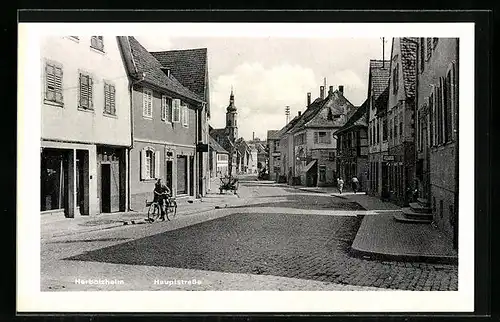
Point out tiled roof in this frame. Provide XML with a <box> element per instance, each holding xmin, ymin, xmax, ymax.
<box><xmin>299</xmin><ymin>90</ymin><xmax>355</xmax><ymax>129</ymax></box>
<box><xmin>369</xmin><ymin>59</ymin><xmax>391</xmax><ymax>101</ymax></box>
<box><xmin>275</xmin><ymin>115</ymin><xmax>301</xmax><ymax>138</ymax></box>
<box><xmin>151</xmin><ymin>48</ymin><xmax>208</xmax><ymax>99</ymax></box>
<box><xmin>289</xmin><ymin>97</ymin><xmax>328</xmax><ymax>133</ymax></box>
<box><xmin>400</xmin><ymin>38</ymin><xmax>418</xmax><ymax>99</ymax></box>
<box><xmin>209</xmin><ymin>135</ymin><xmax>228</xmax><ymax>154</ymax></box>
<box><xmin>267</xmin><ymin>130</ymin><xmax>280</xmax><ymax>141</ymax></box>
<box><xmin>334</xmin><ymin>99</ymin><xmax>368</xmax><ymax>135</ymax></box>
<box><xmin>127</xmin><ymin>37</ymin><xmax>203</xmax><ymax>103</ymax></box>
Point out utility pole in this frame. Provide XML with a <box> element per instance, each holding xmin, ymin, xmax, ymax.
<box><xmin>285</xmin><ymin>106</ymin><xmax>290</xmax><ymax>124</ymax></box>
<box><xmin>381</xmin><ymin>37</ymin><xmax>388</xmax><ymax>67</ymax></box>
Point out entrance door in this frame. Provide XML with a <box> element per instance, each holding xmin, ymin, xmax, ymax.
<box><xmin>190</xmin><ymin>156</ymin><xmax>195</xmax><ymax>196</ymax></box>
<box><xmin>165</xmin><ymin>160</ymin><xmax>173</xmax><ymax>192</ymax></box>
<box><xmin>381</xmin><ymin>162</ymin><xmax>388</xmax><ymax>197</ymax></box>
<box><xmin>101</xmin><ymin>164</ymin><xmax>111</xmax><ymax>213</ymax></box>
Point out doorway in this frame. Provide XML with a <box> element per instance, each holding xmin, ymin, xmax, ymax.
<box><xmin>165</xmin><ymin>160</ymin><xmax>173</xmax><ymax>193</ymax></box>
<box><xmin>101</xmin><ymin>163</ymin><xmax>111</xmax><ymax>213</ymax></box>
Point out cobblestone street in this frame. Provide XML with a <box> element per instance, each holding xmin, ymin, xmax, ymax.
<box><xmin>41</xmin><ymin>177</ymin><xmax>458</xmax><ymax>291</ymax></box>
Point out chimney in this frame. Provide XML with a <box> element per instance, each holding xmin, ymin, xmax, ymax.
<box><xmin>298</xmin><ymin>111</ymin><xmax>302</xmax><ymax>116</ymax></box>
<box><xmin>328</xmin><ymin>86</ymin><xmax>334</xmax><ymax>96</ymax></box>
<box><xmin>338</xmin><ymin>85</ymin><xmax>344</xmax><ymax>94</ymax></box>
<box><xmin>320</xmin><ymin>86</ymin><xmax>325</xmax><ymax>99</ymax></box>
<box><xmin>307</xmin><ymin>92</ymin><xmax>311</xmax><ymax>106</ymax></box>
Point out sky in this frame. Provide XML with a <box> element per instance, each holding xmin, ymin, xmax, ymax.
<box><xmin>136</xmin><ymin>35</ymin><xmax>392</xmax><ymax>141</ymax></box>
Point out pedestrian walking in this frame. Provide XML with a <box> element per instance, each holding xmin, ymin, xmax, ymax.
<box><xmin>352</xmin><ymin>176</ymin><xmax>359</xmax><ymax>194</ymax></box>
<box><xmin>337</xmin><ymin>177</ymin><xmax>344</xmax><ymax>194</ymax></box>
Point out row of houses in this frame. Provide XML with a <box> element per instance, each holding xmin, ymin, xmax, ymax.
<box><xmin>208</xmin><ymin>91</ymin><xmax>268</xmax><ymax>179</ymax></box>
<box><xmin>267</xmin><ymin>37</ymin><xmax>458</xmax><ymax>248</ymax></box>
<box><xmin>41</xmin><ymin>36</ymin><xmax>211</xmax><ymax>218</ymax></box>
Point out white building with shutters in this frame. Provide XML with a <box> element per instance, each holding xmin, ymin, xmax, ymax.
<box><xmin>40</xmin><ymin>36</ymin><xmax>131</xmax><ymax>218</ymax></box>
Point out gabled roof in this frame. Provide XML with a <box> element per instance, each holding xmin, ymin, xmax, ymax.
<box><xmin>295</xmin><ymin>90</ymin><xmax>356</xmax><ymax>130</ymax></box>
<box><xmin>267</xmin><ymin>130</ymin><xmax>280</xmax><ymax>141</ymax></box>
<box><xmin>400</xmin><ymin>37</ymin><xmax>418</xmax><ymax>99</ymax></box>
<box><xmin>369</xmin><ymin>59</ymin><xmax>391</xmax><ymax>101</ymax></box>
<box><xmin>334</xmin><ymin>99</ymin><xmax>368</xmax><ymax>135</ymax></box>
<box><xmin>275</xmin><ymin>114</ymin><xmax>301</xmax><ymax>139</ymax></box>
<box><xmin>125</xmin><ymin>37</ymin><xmax>203</xmax><ymax>104</ymax></box>
<box><xmin>289</xmin><ymin>97</ymin><xmax>328</xmax><ymax>133</ymax></box>
<box><xmin>209</xmin><ymin>135</ymin><xmax>228</xmax><ymax>154</ymax></box>
<box><xmin>151</xmin><ymin>48</ymin><xmax>210</xmax><ymax>116</ymax></box>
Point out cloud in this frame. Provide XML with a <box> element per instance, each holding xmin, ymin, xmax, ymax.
<box><xmin>210</xmin><ymin>62</ymin><xmax>317</xmax><ymax>140</ymax></box>
<box><xmin>134</xmin><ymin>35</ymin><xmax>173</xmax><ymax>51</ymax></box>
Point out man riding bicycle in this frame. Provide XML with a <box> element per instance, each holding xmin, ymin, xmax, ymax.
<box><xmin>153</xmin><ymin>179</ymin><xmax>171</xmax><ymax>221</ymax></box>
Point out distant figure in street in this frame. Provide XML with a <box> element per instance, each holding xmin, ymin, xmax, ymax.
<box><xmin>337</xmin><ymin>177</ymin><xmax>344</xmax><ymax>194</ymax></box>
<box><xmin>352</xmin><ymin>176</ymin><xmax>359</xmax><ymax>194</ymax></box>
<box><xmin>153</xmin><ymin>179</ymin><xmax>171</xmax><ymax>221</ymax></box>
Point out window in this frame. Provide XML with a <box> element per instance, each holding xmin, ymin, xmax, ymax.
<box><xmin>393</xmin><ymin>64</ymin><xmax>399</xmax><ymax>94</ymax></box>
<box><xmin>315</xmin><ymin>131</ymin><xmax>331</xmax><ymax>144</ymax></box>
<box><xmin>382</xmin><ymin>118</ymin><xmax>388</xmax><ymax>141</ymax></box>
<box><xmin>394</xmin><ymin>115</ymin><xmax>398</xmax><ymax>139</ymax></box>
<box><xmin>104</xmin><ymin>82</ymin><xmax>116</xmax><ymax>115</ymax></box>
<box><xmin>376</xmin><ymin>120</ymin><xmax>380</xmax><ymax>143</ymax></box>
<box><xmin>44</xmin><ymin>62</ymin><xmax>63</xmax><ymax>104</ymax></box>
<box><xmin>172</xmin><ymin>99</ymin><xmax>181</xmax><ymax>123</ymax></box>
<box><xmin>389</xmin><ymin>119</ymin><xmax>393</xmax><ymax>140</ymax></box>
<box><xmin>182</xmin><ymin>104</ymin><xmax>189</xmax><ymax>127</ymax></box>
<box><xmin>445</xmin><ymin>62</ymin><xmax>457</xmax><ymax>142</ymax></box>
<box><xmin>78</xmin><ymin>73</ymin><xmax>93</xmax><ymax>110</ymax></box>
<box><xmin>161</xmin><ymin>95</ymin><xmax>172</xmax><ymax>122</ymax></box>
<box><xmin>400</xmin><ymin>120</ymin><xmax>403</xmax><ymax>137</ymax></box>
<box><xmin>420</xmin><ymin>38</ymin><xmax>425</xmax><ymax>71</ymax></box>
<box><xmin>429</xmin><ymin>90</ymin><xmax>435</xmax><ymax>146</ymax></box>
<box><xmin>328</xmin><ymin>152</ymin><xmax>335</xmax><ymax>161</ymax></box>
<box><xmin>141</xmin><ymin>148</ymin><xmax>160</xmax><ymax>180</ymax></box>
<box><xmin>142</xmin><ymin>88</ymin><xmax>153</xmax><ymax>118</ymax></box>
<box><xmin>426</xmin><ymin>37</ymin><xmax>432</xmax><ymax>61</ymax></box>
<box><xmin>90</xmin><ymin>36</ymin><xmax>104</xmax><ymax>51</ymax></box>
<box><xmin>217</xmin><ymin>154</ymin><xmax>228</xmax><ymax>161</ymax></box>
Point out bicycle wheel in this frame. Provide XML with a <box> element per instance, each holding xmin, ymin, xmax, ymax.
<box><xmin>148</xmin><ymin>203</ymin><xmax>160</xmax><ymax>222</ymax></box>
<box><xmin>166</xmin><ymin>200</ymin><xmax>177</xmax><ymax>221</ymax></box>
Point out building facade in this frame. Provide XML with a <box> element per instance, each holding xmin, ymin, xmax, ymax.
<box><xmin>119</xmin><ymin>37</ymin><xmax>206</xmax><ymax>211</ymax></box>
<box><xmin>335</xmin><ymin>99</ymin><xmax>369</xmax><ymax>191</ymax></box>
<box><xmin>41</xmin><ymin>36</ymin><xmax>131</xmax><ymax>218</ymax></box>
<box><xmin>208</xmin><ymin>135</ymin><xmax>229</xmax><ymax>177</ymax></box>
<box><xmin>150</xmin><ymin>48</ymin><xmax>211</xmax><ymax>197</ymax></box>
<box><xmin>386</xmin><ymin>38</ymin><xmax>418</xmax><ymax>206</ymax></box>
<box><xmin>289</xmin><ymin>86</ymin><xmax>354</xmax><ymax>187</ymax></box>
<box><xmin>366</xmin><ymin>60</ymin><xmax>391</xmax><ymax>199</ymax></box>
<box><xmin>266</xmin><ymin>130</ymin><xmax>280</xmax><ymax>180</ymax></box>
<box><xmin>416</xmin><ymin>37</ymin><xmax>459</xmax><ymax>247</ymax></box>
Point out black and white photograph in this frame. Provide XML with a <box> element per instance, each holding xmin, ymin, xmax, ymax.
<box><xmin>17</xmin><ymin>21</ymin><xmax>475</xmax><ymax>313</ymax></box>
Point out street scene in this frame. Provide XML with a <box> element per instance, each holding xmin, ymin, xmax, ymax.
<box><xmin>37</xmin><ymin>34</ymin><xmax>459</xmax><ymax>293</ymax></box>
<box><xmin>42</xmin><ymin>174</ymin><xmax>457</xmax><ymax>291</ymax></box>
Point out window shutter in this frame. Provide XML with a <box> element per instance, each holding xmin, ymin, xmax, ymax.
<box><xmin>143</xmin><ymin>88</ymin><xmax>148</xmax><ymax>116</ymax></box>
<box><xmin>79</xmin><ymin>74</ymin><xmax>88</xmax><ymax>108</ymax></box>
<box><xmin>45</xmin><ymin>64</ymin><xmax>55</xmax><ymax>101</ymax></box>
<box><xmin>104</xmin><ymin>83</ymin><xmax>110</xmax><ymax>113</ymax></box>
<box><xmin>140</xmin><ymin>149</ymin><xmax>146</xmax><ymax>180</ymax></box>
<box><xmin>314</xmin><ymin>132</ymin><xmax>318</xmax><ymax>144</ymax></box>
<box><xmin>88</xmin><ymin>76</ymin><xmax>93</xmax><ymax>109</ymax></box>
<box><xmin>440</xmin><ymin>77</ymin><xmax>447</xmax><ymax>143</ymax></box>
<box><xmin>154</xmin><ymin>150</ymin><xmax>160</xmax><ymax>179</ymax></box>
<box><xmin>173</xmin><ymin>99</ymin><xmax>180</xmax><ymax>122</ymax></box>
<box><xmin>110</xmin><ymin>85</ymin><xmax>116</xmax><ymax>115</ymax></box>
<box><xmin>449</xmin><ymin>62</ymin><xmax>457</xmax><ymax>140</ymax></box>
<box><xmin>54</xmin><ymin>66</ymin><xmax>63</xmax><ymax>103</ymax></box>
<box><xmin>432</xmin><ymin>85</ymin><xmax>437</xmax><ymax>145</ymax></box>
<box><xmin>161</xmin><ymin>96</ymin><xmax>166</xmax><ymax>121</ymax></box>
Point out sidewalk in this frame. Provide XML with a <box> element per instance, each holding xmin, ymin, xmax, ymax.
<box><xmin>291</xmin><ymin>185</ymin><xmax>457</xmax><ymax>264</ymax></box>
<box><xmin>41</xmin><ymin>191</ymin><xmax>240</xmax><ymax>240</ymax></box>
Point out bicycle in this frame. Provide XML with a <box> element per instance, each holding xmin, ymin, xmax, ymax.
<box><xmin>146</xmin><ymin>194</ymin><xmax>177</xmax><ymax>222</ymax></box>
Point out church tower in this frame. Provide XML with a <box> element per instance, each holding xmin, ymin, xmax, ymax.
<box><xmin>225</xmin><ymin>87</ymin><xmax>238</xmax><ymax>140</ymax></box>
